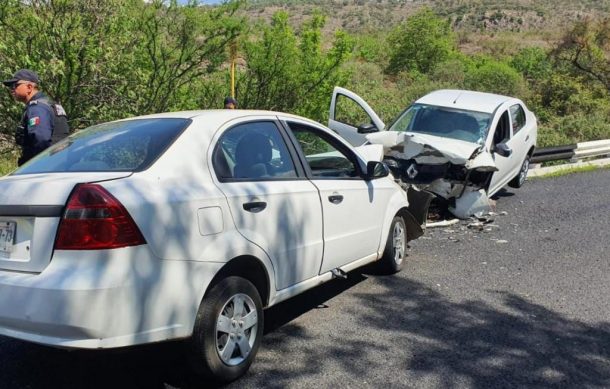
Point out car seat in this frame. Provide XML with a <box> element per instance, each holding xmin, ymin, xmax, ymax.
<box><xmin>233</xmin><ymin>132</ymin><xmax>273</xmax><ymax>179</ymax></box>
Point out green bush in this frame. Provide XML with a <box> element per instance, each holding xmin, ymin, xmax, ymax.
<box><xmin>386</xmin><ymin>8</ymin><xmax>456</xmax><ymax>75</ymax></box>
<box><xmin>464</xmin><ymin>58</ymin><xmax>526</xmax><ymax>97</ymax></box>
<box><xmin>538</xmin><ymin>114</ymin><xmax>610</xmax><ymax>147</ymax></box>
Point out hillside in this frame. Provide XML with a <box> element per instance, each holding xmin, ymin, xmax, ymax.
<box><xmin>243</xmin><ymin>0</ymin><xmax>610</xmax><ymax>54</ymax></box>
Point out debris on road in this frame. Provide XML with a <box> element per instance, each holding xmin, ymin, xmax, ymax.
<box><xmin>426</xmin><ymin>218</ymin><xmax>460</xmax><ymax>228</ymax></box>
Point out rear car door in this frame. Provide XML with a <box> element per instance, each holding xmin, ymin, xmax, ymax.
<box><xmin>283</xmin><ymin>119</ymin><xmax>395</xmax><ymax>274</ymax></box>
<box><xmin>211</xmin><ymin>119</ymin><xmax>324</xmax><ymax>290</ymax></box>
<box><xmin>328</xmin><ymin>87</ymin><xmax>386</xmax><ymax>146</ymax></box>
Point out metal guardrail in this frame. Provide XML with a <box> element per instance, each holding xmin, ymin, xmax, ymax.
<box><xmin>531</xmin><ymin>139</ymin><xmax>610</xmax><ymax>164</ymax></box>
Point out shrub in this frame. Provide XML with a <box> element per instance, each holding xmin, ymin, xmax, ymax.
<box><xmin>386</xmin><ymin>8</ymin><xmax>456</xmax><ymax>75</ymax></box>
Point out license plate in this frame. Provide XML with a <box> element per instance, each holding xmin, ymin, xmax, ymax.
<box><xmin>0</xmin><ymin>221</ymin><xmax>16</xmax><ymax>253</ymax></box>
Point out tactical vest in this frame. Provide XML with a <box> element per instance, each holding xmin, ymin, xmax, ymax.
<box><xmin>33</xmin><ymin>97</ymin><xmax>70</xmax><ymax>145</ymax></box>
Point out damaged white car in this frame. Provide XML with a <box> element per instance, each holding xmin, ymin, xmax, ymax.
<box><xmin>329</xmin><ymin>87</ymin><xmax>538</xmax><ymax>218</ymax></box>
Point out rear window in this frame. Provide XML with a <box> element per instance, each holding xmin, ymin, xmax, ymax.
<box><xmin>12</xmin><ymin>118</ymin><xmax>191</xmax><ymax>175</ymax></box>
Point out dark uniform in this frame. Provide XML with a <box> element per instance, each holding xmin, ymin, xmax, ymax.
<box><xmin>3</xmin><ymin>69</ymin><xmax>70</xmax><ymax>166</ymax></box>
<box><xmin>17</xmin><ymin>91</ymin><xmax>54</xmax><ymax>164</ymax></box>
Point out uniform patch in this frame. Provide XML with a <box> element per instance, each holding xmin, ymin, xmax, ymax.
<box><xmin>28</xmin><ymin>117</ymin><xmax>41</xmax><ymax>127</ymax></box>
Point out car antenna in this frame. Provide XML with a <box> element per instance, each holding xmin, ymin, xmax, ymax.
<box><xmin>453</xmin><ymin>92</ymin><xmax>462</xmax><ymax>104</ymax></box>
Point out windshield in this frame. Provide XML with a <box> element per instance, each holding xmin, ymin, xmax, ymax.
<box><xmin>387</xmin><ymin>104</ymin><xmax>492</xmax><ymax>144</ymax></box>
<box><xmin>12</xmin><ymin>118</ymin><xmax>191</xmax><ymax>175</ymax></box>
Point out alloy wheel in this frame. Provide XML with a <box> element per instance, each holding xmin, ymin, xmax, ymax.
<box><xmin>519</xmin><ymin>158</ymin><xmax>530</xmax><ymax>186</ymax></box>
<box><xmin>392</xmin><ymin>221</ymin><xmax>406</xmax><ymax>265</ymax></box>
<box><xmin>215</xmin><ymin>293</ymin><xmax>258</xmax><ymax>366</ymax></box>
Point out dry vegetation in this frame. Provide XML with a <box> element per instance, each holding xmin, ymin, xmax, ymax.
<box><xmin>244</xmin><ymin>0</ymin><xmax>609</xmax><ymax>54</ymax></box>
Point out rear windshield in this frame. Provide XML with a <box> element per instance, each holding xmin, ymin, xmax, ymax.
<box><xmin>12</xmin><ymin>118</ymin><xmax>191</xmax><ymax>175</ymax></box>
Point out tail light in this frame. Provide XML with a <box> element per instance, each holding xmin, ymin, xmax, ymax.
<box><xmin>55</xmin><ymin>183</ymin><xmax>146</xmax><ymax>250</ymax></box>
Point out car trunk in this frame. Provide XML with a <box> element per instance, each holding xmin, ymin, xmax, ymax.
<box><xmin>0</xmin><ymin>172</ymin><xmax>131</xmax><ymax>273</ymax></box>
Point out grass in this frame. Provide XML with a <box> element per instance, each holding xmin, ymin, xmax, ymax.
<box><xmin>533</xmin><ymin>162</ymin><xmax>610</xmax><ymax>179</ymax></box>
<box><xmin>0</xmin><ymin>155</ymin><xmax>17</xmax><ymax>176</ymax></box>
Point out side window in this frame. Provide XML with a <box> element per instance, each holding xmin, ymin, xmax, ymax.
<box><xmin>212</xmin><ymin>121</ymin><xmax>297</xmax><ymax>181</ymax></box>
<box><xmin>334</xmin><ymin>94</ymin><xmax>374</xmax><ymax>128</ymax></box>
<box><xmin>509</xmin><ymin>104</ymin><xmax>526</xmax><ymax>134</ymax></box>
<box><xmin>287</xmin><ymin>121</ymin><xmax>360</xmax><ymax>179</ymax></box>
<box><xmin>493</xmin><ymin>111</ymin><xmax>511</xmax><ymax>146</ymax></box>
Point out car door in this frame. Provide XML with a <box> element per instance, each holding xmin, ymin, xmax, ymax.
<box><xmin>508</xmin><ymin>103</ymin><xmax>530</xmax><ymax>170</ymax></box>
<box><xmin>328</xmin><ymin>87</ymin><xmax>386</xmax><ymax>146</ymax></box>
<box><xmin>211</xmin><ymin>118</ymin><xmax>324</xmax><ymax>290</ymax></box>
<box><xmin>487</xmin><ymin>109</ymin><xmax>516</xmax><ymax>195</ymax></box>
<box><xmin>282</xmin><ymin>119</ymin><xmax>395</xmax><ymax>274</ymax></box>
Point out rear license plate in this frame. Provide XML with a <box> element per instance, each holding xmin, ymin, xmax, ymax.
<box><xmin>0</xmin><ymin>221</ymin><xmax>16</xmax><ymax>253</ymax></box>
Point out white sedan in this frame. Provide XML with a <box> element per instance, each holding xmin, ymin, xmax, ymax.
<box><xmin>329</xmin><ymin>87</ymin><xmax>538</xmax><ymax>218</ymax></box>
<box><xmin>0</xmin><ymin>110</ymin><xmax>430</xmax><ymax>382</ymax></box>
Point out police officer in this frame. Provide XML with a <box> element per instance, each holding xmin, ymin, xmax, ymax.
<box><xmin>3</xmin><ymin>69</ymin><xmax>69</xmax><ymax>166</ymax></box>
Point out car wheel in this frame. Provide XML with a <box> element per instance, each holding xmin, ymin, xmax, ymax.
<box><xmin>189</xmin><ymin>276</ymin><xmax>264</xmax><ymax>383</ymax></box>
<box><xmin>378</xmin><ymin>216</ymin><xmax>407</xmax><ymax>274</ymax></box>
<box><xmin>508</xmin><ymin>155</ymin><xmax>530</xmax><ymax>188</ymax></box>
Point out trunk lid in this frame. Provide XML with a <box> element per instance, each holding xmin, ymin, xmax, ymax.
<box><xmin>0</xmin><ymin>172</ymin><xmax>131</xmax><ymax>273</ymax></box>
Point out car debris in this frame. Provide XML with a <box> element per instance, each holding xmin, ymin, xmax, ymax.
<box><xmin>426</xmin><ymin>218</ymin><xmax>460</xmax><ymax>228</ymax></box>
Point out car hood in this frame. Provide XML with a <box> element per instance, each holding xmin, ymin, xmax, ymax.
<box><xmin>366</xmin><ymin>131</ymin><xmax>485</xmax><ymax>166</ymax></box>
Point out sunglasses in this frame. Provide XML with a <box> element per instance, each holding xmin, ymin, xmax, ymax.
<box><xmin>10</xmin><ymin>82</ymin><xmax>28</xmax><ymax>90</ymax></box>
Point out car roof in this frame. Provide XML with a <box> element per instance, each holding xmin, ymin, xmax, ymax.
<box><xmin>415</xmin><ymin>89</ymin><xmax>518</xmax><ymax>114</ymax></box>
<box><xmin>119</xmin><ymin>109</ymin><xmax>305</xmax><ymax>122</ymax></box>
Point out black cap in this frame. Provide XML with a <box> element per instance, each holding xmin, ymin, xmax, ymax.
<box><xmin>2</xmin><ymin>69</ymin><xmax>40</xmax><ymax>86</ymax></box>
<box><xmin>224</xmin><ymin>96</ymin><xmax>237</xmax><ymax>105</ymax></box>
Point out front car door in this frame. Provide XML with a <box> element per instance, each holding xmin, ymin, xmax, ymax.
<box><xmin>328</xmin><ymin>87</ymin><xmax>386</xmax><ymax>146</ymax></box>
<box><xmin>507</xmin><ymin>102</ymin><xmax>532</xmax><ymax>172</ymax></box>
<box><xmin>211</xmin><ymin>118</ymin><xmax>323</xmax><ymax>290</ymax></box>
<box><xmin>487</xmin><ymin>108</ymin><xmax>516</xmax><ymax>195</ymax></box>
<box><xmin>282</xmin><ymin>119</ymin><xmax>396</xmax><ymax>274</ymax></box>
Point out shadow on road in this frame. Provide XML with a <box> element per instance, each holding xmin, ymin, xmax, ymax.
<box><xmin>491</xmin><ymin>188</ymin><xmax>516</xmax><ymax>200</ymax></box>
<box><xmin>0</xmin><ymin>272</ymin><xmax>608</xmax><ymax>388</ymax></box>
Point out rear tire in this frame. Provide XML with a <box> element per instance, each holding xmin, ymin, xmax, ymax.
<box><xmin>377</xmin><ymin>216</ymin><xmax>407</xmax><ymax>274</ymax></box>
<box><xmin>189</xmin><ymin>276</ymin><xmax>263</xmax><ymax>383</ymax></box>
<box><xmin>508</xmin><ymin>155</ymin><xmax>530</xmax><ymax>188</ymax></box>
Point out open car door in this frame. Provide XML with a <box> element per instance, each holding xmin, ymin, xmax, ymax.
<box><xmin>328</xmin><ymin>87</ymin><xmax>385</xmax><ymax>146</ymax></box>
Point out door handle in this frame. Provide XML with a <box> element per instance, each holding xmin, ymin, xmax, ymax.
<box><xmin>243</xmin><ymin>201</ymin><xmax>267</xmax><ymax>213</ymax></box>
<box><xmin>328</xmin><ymin>194</ymin><xmax>344</xmax><ymax>204</ymax></box>
<box><xmin>525</xmin><ymin>135</ymin><xmax>530</xmax><ymax>142</ymax></box>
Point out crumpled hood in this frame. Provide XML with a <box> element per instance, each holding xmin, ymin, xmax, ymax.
<box><xmin>366</xmin><ymin>131</ymin><xmax>483</xmax><ymax>165</ymax></box>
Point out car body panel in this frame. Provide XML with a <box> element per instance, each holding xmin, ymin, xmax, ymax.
<box><xmin>0</xmin><ymin>172</ymin><xmax>132</xmax><ymax>273</ymax></box>
<box><xmin>0</xmin><ymin>109</ymin><xmax>423</xmax><ymax>348</ymax></box>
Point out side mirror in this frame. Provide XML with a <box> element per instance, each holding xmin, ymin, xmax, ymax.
<box><xmin>494</xmin><ymin>142</ymin><xmax>513</xmax><ymax>158</ymax></box>
<box><xmin>357</xmin><ymin>123</ymin><xmax>379</xmax><ymax>134</ymax></box>
<box><xmin>365</xmin><ymin>161</ymin><xmax>390</xmax><ymax>180</ymax></box>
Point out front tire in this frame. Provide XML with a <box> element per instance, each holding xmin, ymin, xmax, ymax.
<box><xmin>377</xmin><ymin>216</ymin><xmax>407</xmax><ymax>274</ymax></box>
<box><xmin>189</xmin><ymin>276</ymin><xmax>264</xmax><ymax>383</ymax></box>
<box><xmin>508</xmin><ymin>155</ymin><xmax>530</xmax><ymax>188</ymax></box>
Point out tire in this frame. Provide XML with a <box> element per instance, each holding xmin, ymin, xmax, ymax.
<box><xmin>508</xmin><ymin>154</ymin><xmax>530</xmax><ymax>188</ymax></box>
<box><xmin>377</xmin><ymin>216</ymin><xmax>407</xmax><ymax>274</ymax></box>
<box><xmin>189</xmin><ymin>276</ymin><xmax>264</xmax><ymax>383</ymax></box>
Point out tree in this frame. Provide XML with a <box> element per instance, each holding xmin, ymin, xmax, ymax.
<box><xmin>386</xmin><ymin>8</ymin><xmax>455</xmax><ymax>75</ymax></box>
<box><xmin>552</xmin><ymin>17</ymin><xmax>610</xmax><ymax>92</ymax></box>
<box><xmin>0</xmin><ymin>0</ymin><xmax>245</xmax><ymax>133</ymax></box>
<box><xmin>236</xmin><ymin>11</ymin><xmax>354</xmax><ymax>122</ymax></box>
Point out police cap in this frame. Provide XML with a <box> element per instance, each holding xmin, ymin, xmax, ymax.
<box><xmin>2</xmin><ymin>69</ymin><xmax>40</xmax><ymax>87</ymax></box>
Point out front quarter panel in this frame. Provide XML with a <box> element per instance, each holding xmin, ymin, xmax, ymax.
<box><xmin>376</xmin><ymin>180</ymin><xmax>410</xmax><ymax>255</ymax></box>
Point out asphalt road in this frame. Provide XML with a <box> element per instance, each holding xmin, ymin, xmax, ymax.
<box><xmin>0</xmin><ymin>169</ymin><xmax>609</xmax><ymax>388</ymax></box>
